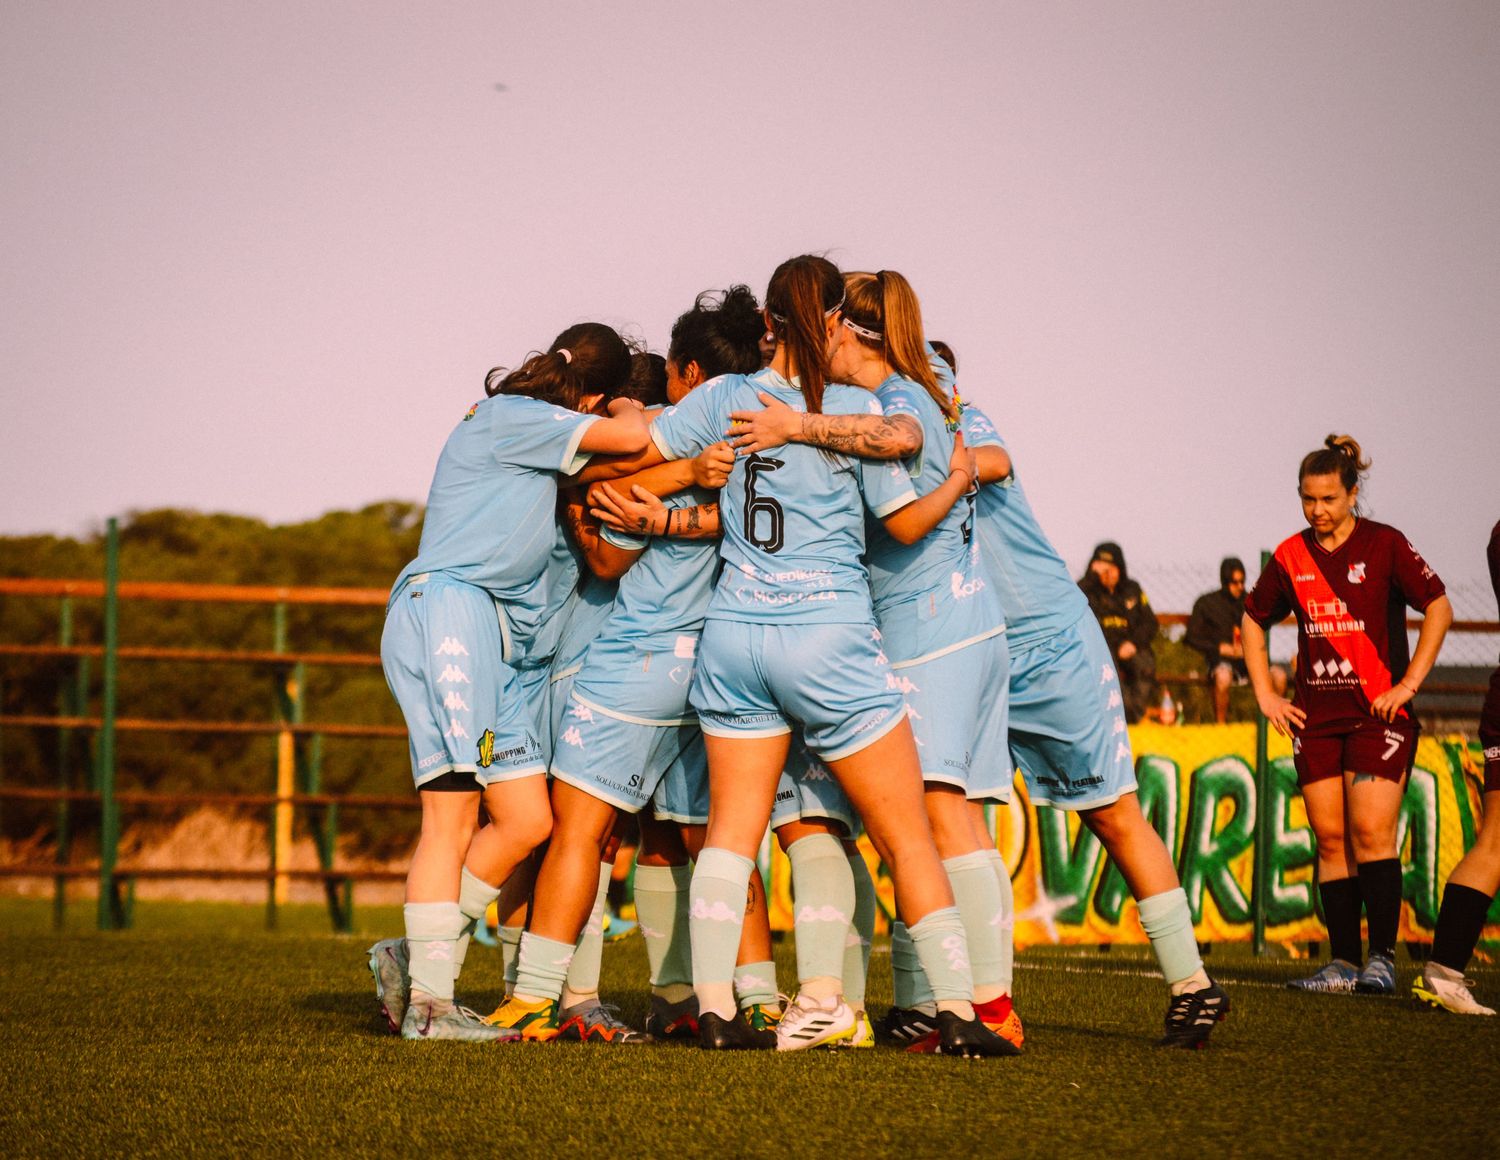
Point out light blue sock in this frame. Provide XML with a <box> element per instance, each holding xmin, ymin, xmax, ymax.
<box><xmin>786</xmin><ymin>834</ymin><xmax>855</xmax><ymax>991</ymax></box>
<box><xmin>690</xmin><ymin>847</ymin><xmax>753</xmax><ymax>1020</ymax></box>
<box><xmin>1137</xmin><ymin>887</ymin><xmax>1203</xmax><ymax>988</ymax></box>
<box><xmin>908</xmin><ymin>906</ymin><xmax>974</xmax><ymax>1010</ymax></box>
<box><xmin>513</xmin><ymin>932</ymin><xmax>574</xmax><ymax>1005</ymax></box>
<box><xmin>498</xmin><ymin>925</ymin><xmax>523</xmax><ymax>992</ymax></box>
<box><xmin>634</xmin><ymin>863</ymin><xmax>692</xmax><ymax>989</ymax></box>
<box><xmin>734</xmin><ymin>961</ymin><xmax>779</xmax><ymax>1010</ymax></box>
<box><xmin>986</xmin><ymin>850</ymin><xmax>1015</xmax><ymax>997</ymax></box>
<box><xmin>890</xmin><ymin>921</ymin><xmax>935</xmax><ymax>1011</ymax></box>
<box><xmin>563</xmin><ymin>862</ymin><xmax>611</xmax><ymax>1006</ymax></box>
<box><xmin>945</xmin><ymin>851</ymin><xmax>1005</xmax><ymax>1002</ymax></box>
<box><xmin>403</xmin><ymin>901</ymin><xmax>464</xmax><ymax>1002</ymax></box>
<box><xmin>845</xmin><ymin>851</ymin><xmax>877</xmax><ymax>1008</ymax></box>
<box><xmin>453</xmin><ymin>867</ymin><xmax>500</xmax><ymax>980</ymax></box>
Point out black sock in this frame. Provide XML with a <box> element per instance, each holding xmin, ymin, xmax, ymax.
<box><xmin>606</xmin><ymin>876</ymin><xmax>629</xmax><ymax>911</ymax></box>
<box><xmin>1357</xmin><ymin>858</ymin><xmax>1402</xmax><ymax>960</ymax></box>
<box><xmin>1430</xmin><ymin>884</ymin><xmax>1494</xmax><ymax>972</ymax></box>
<box><xmin>1318</xmin><ymin>877</ymin><xmax>1364</xmax><ymax>965</ymax></box>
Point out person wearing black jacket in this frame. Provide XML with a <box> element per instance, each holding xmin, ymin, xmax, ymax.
<box><xmin>1078</xmin><ymin>542</ymin><xmax>1158</xmax><ymax>724</ymax></box>
<box><xmin>1186</xmin><ymin>557</ymin><xmax>1287</xmax><ymax>722</ymax></box>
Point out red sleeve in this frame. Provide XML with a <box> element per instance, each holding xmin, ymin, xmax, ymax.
<box><xmin>1244</xmin><ymin>551</ymin><xmax>1292</xmax><ymax>627</ymax></box>
<box><xmin>1389</xmin><ymin>530</ymin><xmax>1446</xmax><ymax>612</ymax></box>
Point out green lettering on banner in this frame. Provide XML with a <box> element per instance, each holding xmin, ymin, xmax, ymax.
<box><xmin>1034</xmin><ymin>806</ymin><xmax>1103</xmax><ymax>926</ymax></box>
<box><xmin>1095</xmin><ymin>755</ymin><xmax>1181</xmax><ymax>924</ymax></box>
<box><xmin>1441</xmin><ymin>740</ymin><xmax>1500</xmax><ymax>926</ymax></box>
<box><xmin>1265</xmin><ymin>756</ymin><xmax>1316</xmax><ymax>927</ymax></box>
<box><xmin>1178</xmin><ymin>757</ymin><xmax>1256</xmax><ymax>925</ymax></box>
<box><xmin>1397</xmin><ymin>767</ymin><xmax>1439</xmax><ymax>929</ymax></box>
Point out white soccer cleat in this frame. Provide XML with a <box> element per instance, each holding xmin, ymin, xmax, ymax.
<box><xmin>1412</xmin><ymin>967</ymin><xmax>1495</xmax><ymax>1016</ymax></box>
<box><xmin>775</xmin><ymin>993</ymin><xmax>857</xmax><ymax>1051</ymax></box>
<box><xmin>366</xmin><ymin>937</ymin><xmax>410</xmax><ymax>1033</ymax></box>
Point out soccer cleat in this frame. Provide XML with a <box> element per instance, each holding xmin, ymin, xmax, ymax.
<box><xmin>1355</xmin><ymin>953</ymin><xmax>1397</xmax><ymax>996</ymax></box>
<box><xmin>366</xmin><ymin>937</ymin><xmax>410</xmax><ymax>1034</ymax></box>
<box><xmin>1157</xmin><ymin>980</ymin><xmax>1230</xmax><ymax>1049</ymax></box>
<box><xmin>775</xmin><ymin>994</ymin><xmax>857</xmax><ymax>1052</ymax></box>
<box><xmin>878</xmin><ymin>1006</ymin><xmax>939</xmax><ymax>1046</ymax></box>
<box><xmin>933</xmin><ymin>1010</ymin><xmax>1021</xmax><ymax>1058</ymax></box>
<box><xmin>1411</xmin><ymin>969</ymin><xmax>1496</xmax><ymax>1016</ymax></box>
<box><xmin>698</xmin><ymin>1010</ymin><xmax>775</xmax><ymax>1051</ymax></box>
<box><xmin>836</xmin><ymin>1011</ymin><xmax>875</xmax><ymax>1049</ymax></box>
<box><xmin>644</xmin><ymin>993</ymin><xmax>699</xmax><ymax>1041</ymax></box>
<box><xmin>601</xmin><ymin>904</ymin><xmax>638</xmax><ymax>942</ymax></box>
<box><xmin>401</xmin><ymin>995</ymin><xmax>517</xmax><ymax>1042</ymax></box>
<box><xmin>557</xmin><ymin>1000</ymin><xmax>652</xmax><ymax>1044</ymax></box>
<box><xmin>744</xmin><ymin>1001</ymin><xmax>782</xmax><ymax>1034</ymax></box>
<box><xmin>483</xmin><ymin>995</ymin><xmax>562</xmax><ymax>1041</ymax></box>
<box><xmin>1286</xmin><ymin>960</ymin><xmax>1360</xmax><ymax>994</ymax></box>
<box><xmin>973</xmin><ymin>993</ymin><xmax>1025</xmax><ymax>1052</ymax></box>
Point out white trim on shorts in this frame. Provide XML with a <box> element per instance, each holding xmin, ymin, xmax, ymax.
<box><xmin>414</xmin><ymin>761</ymin><xmax>548</xmax><ymax>789</ymax></box>
<box><xmin>550</xmin><ymin>768</ymin><xmax>643</xmax><ymax>814</ymax></box>
<box><xmin>698</xmin><ymin>719</ymin><xmax>794</xmax><ymax>740</ymax></box>
<box><xmin>887</xmin><ymin>624</ymin><xmax>1006</xmax><ymax>670</ymax></box>
<box><xmin>652</xmin><ymin>807</ymin><xmax>706</xmax><ymax>825</ymax></box>
<box><xmin>818</xmin><ymin>701</ymin><xmax>910</xmax><ymax>763</ymax></box>
<box><xmin>493</xmin><ymin>598</ymin><xmax>515</xmax><ymax>665</ymax></box>
<box><xmin>550</xmin><ymin>663</ymin><xmax>582</xmax><ymax>684</ymax></box>
<box><xmin>570</xmin><ymin>690</ymin><xmax>697</xmax><ymax>729</ymax></box>
<box><xmin>1025</xmin><ymin>784</ymin><xmax>1135</xmax><ymax>812</ymax></box>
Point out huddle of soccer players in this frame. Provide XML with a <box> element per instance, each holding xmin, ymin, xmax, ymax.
<box><xmin>366</xmin><ymin>252</ymin><xmax>1488</xmax><ymax>1054</ymax></box>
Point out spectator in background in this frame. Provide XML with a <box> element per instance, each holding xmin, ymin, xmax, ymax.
<box><xmin>1186</xmin><ymin>557</ymin><xmax>1288</xmax><ymax>723</ymax></box>
<box><xmin>1079</xmin><ymin>542</ymin><xmax>1158</xmax><ymax>723</ymax></box>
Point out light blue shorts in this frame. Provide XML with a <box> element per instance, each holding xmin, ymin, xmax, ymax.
<box><xmin>691</xmin><ymin>619</ymin><xmax>909</xmax><ymax>761</ymax></box>
<box><xmin>381</xmin><ymin>577</ymin><xmax>546</xmax><ymax>789</ymax></box>
<box><xmin>885</xmin><ymin>627</ymin><xmax>1011</xmax><ymax>802</ymax></box>
<box><xmin>1005</xmin><ymin>616</ymin><xmax>1137</xmax><ymax>810</ymax></box>
<box><xmin>771</xmin><ymin>738</ymin><xmax>855</xmax><ymax>831</ymax></box>
<box><xmin>516</xmin><ymin>663</ymin><xmax>554</xmax><ymax>767</ymax></box>
<box><xmin>651</xmin><ymin>729</ymin><xmax>709</xmax><ymax>825</ymax></box>
<box><xmin>550</xmin><ymin>636</ymin><xmax>700</xmax><ymax>814</ymax></box>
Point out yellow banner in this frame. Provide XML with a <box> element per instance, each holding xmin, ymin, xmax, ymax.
<box><xmin>766</xmin><ymin>725</ymin><xmax>1498</xmax><ymax>951</ymax></box>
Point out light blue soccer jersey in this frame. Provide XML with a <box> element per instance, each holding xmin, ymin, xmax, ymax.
<box><xmin>598</xmin><ymin>486</ymin><xmax>719</xmax><ymax>648</ymax></box>
<box><xmin>865</xmin><ymin>373</ymin><xmax>1000</xmax><ymax>631</ymax></box>
<box><xmin>389</xmin><ymin>393</ymin><xmax>599</xmax><ymax>660</ymax></box>
<box><xmin>961</xmin><ymin>403</ymin><xmax>1089</xmax><ymax>650</ymax></box>
<box><xmin>518</xmin><ymin>522</ymin><xmax>584</xmax><ymax>669</ymax></box>
<box><xmin>551</xmin><ymin>573</ymin><xmax>618</xmax><ymax>678</ymax></box>
<box><xmin>650</xmin><ymin>370</ymin><xmax>916</xmax><ymax>624</ymax></box>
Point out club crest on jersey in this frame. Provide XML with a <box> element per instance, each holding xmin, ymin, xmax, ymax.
<box><xmin>462</xmin><ymin>401</ymin><xmax>480</xmax><ymax>421</ymax></box>
<box><xmin>476</xmin><ymin>729</ymin><xmax>496</xmax><ymax>768</ymax></box>
<box><xmin>1347</xmin><ymin>562</ymin><xmax>1366</xmax><ymax>584</ymax></box>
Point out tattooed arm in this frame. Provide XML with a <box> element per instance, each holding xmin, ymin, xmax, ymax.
<box><xmin>559</xmin><ymin>489</ymin><xmax>642</xmax><ymax>581</ymax></box>
<box><xmin>590</xmin><ymin>483</ymin><xmax>722</xmax><ymax>540</ymax></box>
<box><xmin>727</xmin><ymin>392</ymin><xmax>922</xmax><ymax>459</ymax></box>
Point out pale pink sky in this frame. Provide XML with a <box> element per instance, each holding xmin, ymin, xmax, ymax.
<box><xmin>2</xmin><ymin>2</ymin><xmax>1496</xmax><ymax>611</ymax></box>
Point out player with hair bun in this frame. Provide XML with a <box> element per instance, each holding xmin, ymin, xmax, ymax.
<box><xmin>368</xmin><ymin>322</ymin><xmax>649</xmax><ymax>1041</ymax></box>
<box><xmin>1244</xmin><ymin>434</ymin><xmax>1452</xmax><ymax>998</ymax></box>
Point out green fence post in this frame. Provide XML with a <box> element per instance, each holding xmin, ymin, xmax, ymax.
<box><xmin>98</xmin><ymin>519</ymin><xmax>122</xmax><ymax>931</ymax></box>
<box><xmin>1251</xmin><ymin>548</ymin><xmax>1272</xmax><ymax>957</ymax></box>
<box><xmin>268</xmin><ymin>601</ymin><xmax>290</xmax><ymax>930</ymax></box>
<box><xmin>54</xmin><ymin>596</ymin><xmax>75</xmax><ymax>930</ymax></box>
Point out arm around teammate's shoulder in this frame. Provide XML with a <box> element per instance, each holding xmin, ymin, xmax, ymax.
<box><xmin>578</xmin><ymin>398</ymin><xmax>650</xmax><ymax>455</ymax></box>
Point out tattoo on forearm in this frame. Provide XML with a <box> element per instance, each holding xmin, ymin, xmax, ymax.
<box><xmin>799</xmin><ymin>413</ymin><xmax>919</xmax><ymax>458</ymax></box>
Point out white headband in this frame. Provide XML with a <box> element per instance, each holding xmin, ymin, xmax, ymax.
<box><xmin>841</xmin><ymin>317</ymin><xmax>883</xmax><ymax>342</ymax></box>
<box><xmin>768</xmin><ymin>289</ymin><xmax>847</xmax><ymax>326</ymax></box>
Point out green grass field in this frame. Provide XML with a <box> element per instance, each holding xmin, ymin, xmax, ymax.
<box><xmin>2</xmin><ymin>900</ymin><xmax>1496</xmax><ymax>1158</ymax></box>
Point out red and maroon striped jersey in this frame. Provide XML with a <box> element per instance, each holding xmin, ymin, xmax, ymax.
<box><xmin>1245</xmin><ymin>519</ymin><xmax>1445</xmax><ymax>727</ymax></box>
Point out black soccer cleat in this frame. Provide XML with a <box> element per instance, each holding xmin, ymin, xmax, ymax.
<box><xmin>878</xmin><ymin>1006</ymin><xmax>939</xmax><ymax>1046</ymax></box>
<box><xmin>934</xmin><ymin>1010</ymin><xmax>1022</xmax><ymax>1058</ymax></box>
<box><xmin>698</xmin><ymin>1010</ymin><xmax>775</xmax><ymax>1051</ymax></box>
<box><xmin>1156</xmin><ymin>980</ymin><xmax>1230</xmax><ymax>1049</ymax></box>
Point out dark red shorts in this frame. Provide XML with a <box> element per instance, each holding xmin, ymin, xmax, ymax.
<box><xmin>1292</xmin><ymin>716</ymin><xmax>1418</xmax><ymax>786</ymax></box>
<box><xmin>1481</xmin><ymin>667</ymin><xmax>1500</xmax><ymax>794</ymax></box>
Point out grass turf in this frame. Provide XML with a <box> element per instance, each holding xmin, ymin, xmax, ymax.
<box><xmin>2</xmin><ymin>899</ymin><xmax>1496</xmax><ymax>1158</ymax></box>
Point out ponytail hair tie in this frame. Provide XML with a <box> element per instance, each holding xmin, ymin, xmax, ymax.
<box><xmin>558</xmin><ymin>348</ymin><xmax>573</xmax><ymax>364</ymax></box>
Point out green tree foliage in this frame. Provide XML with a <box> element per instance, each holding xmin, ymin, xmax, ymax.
<box><xmin>0</xmin><ymin>504</ymin><xmax>424</xmax><ymax>854</ymax></box>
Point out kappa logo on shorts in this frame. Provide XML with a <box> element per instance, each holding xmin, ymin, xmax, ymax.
<box><xmin>1114</xmin><ymin>740</ymin><xmax>1131</xmax><ymax>763</ymax></box>
<box><xmin>950</xmin><ymin>571</ymin><xmax>985</xmax><ymax>600</ymax></box>
<box><xmin>444</xmin><ymin>717</ymin><xmax>470</xmax><ymax>740</ymax></box>
<box><xmin>1101</xmin><ymin>665</ymin><xmax>1116</xmax><ymax>685</ymax></box>
<box><xmin>887</xmin><ymin>672</ymin><xmax>920</xmax><ymax>695</ymax></box>
<box><xmin>1106</xmin><ymin>690</ymin><xmax>1122</xmax><ymax>710</ymax></box>
<box><xmin>561</xmin><ymin>726</ymin><xmax>585</xmax><ymax>748</ymax></box>
<box><xmin>434</xmin><ymin>637</ymin><xmax>469</xmax><ymax>657</ymax></box>
<box><xmin>442</xmin><ymin>691</ymin><xmax>470</xmax><ymax>711</ymax></box>
<box><xmin>476</xmin><ymin>729</ymin><xmax>496</xmax><ymax>768</ymax></box>
<box><xmin>437</xmin><ymin>664</ymin><xmax>470</xmax><ymax>684</ymax></box>
<box><xmin>418</xmin><ymin>752</ymin><xmax>444</xmax><ymax>770</ymax></box>
<box><xmin>570</xmin><ymin>702</ymin><xmax>595</xmax><ymax>723</ymax></box>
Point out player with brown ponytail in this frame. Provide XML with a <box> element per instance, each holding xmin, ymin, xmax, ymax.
<box><xmin>1244</xmin><ymin>434</ymin><xmax>1452</xmax><ymax>998</ymax></box>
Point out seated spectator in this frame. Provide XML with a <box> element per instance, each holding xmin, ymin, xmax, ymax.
<box><xmin>1186</xmin><ymin>557</ymin><xmax>1288</xmax><ymax>723</ymax></box>
<box><xmin>1079</xmin><ymin>541</ymin><xmax>1158</xmax><ymax>724</ymax></box>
